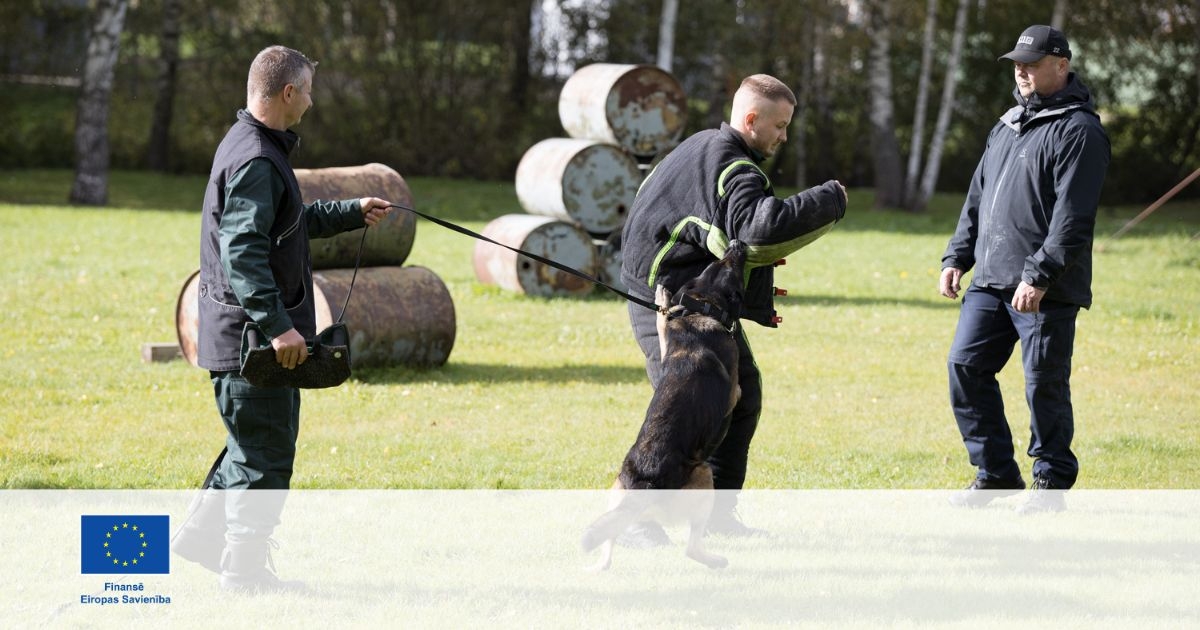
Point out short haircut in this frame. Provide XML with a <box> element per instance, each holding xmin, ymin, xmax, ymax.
<box><xmin>247</xmin><ymin>45</ymin><xmax>317</xmax><ymax>101</ymax></box>
<box><xmin>738</xmin><ymin>74</ymin><xmax>797</xmax><ymax>107</ymax></box>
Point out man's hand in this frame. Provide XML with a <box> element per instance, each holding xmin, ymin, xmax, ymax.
<box><xmin>359</xmin><ymin>197</ymin><xmax>393</xmax><ymax>227</ymax></box>
<box><xmin>939</xmin><ymin>267</ymin><xmax>964</xmax><ymax>299</ymax></box>
<box><xmin>1011</xmin><ymin>281</ymin><xmax>1046</xmax><ymax>313</ymax></box>
<box><xmin>271</xmin><ymin>328</ymin><xmax>309</xmax><ymax>369</ymax></box>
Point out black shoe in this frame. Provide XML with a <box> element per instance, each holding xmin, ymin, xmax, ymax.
<box><xmin>170</xmin><ymin>528</ymin><xmax>225</xmax><ymax>574</ymax></box>
<box><xmin>219</xmin><ymin>539</ymin><xmax>308</xmax><ymax>595</ymax></box>
<box><xmin>616</xmin><ymin>521</ymin><xmax>671</xmax><ymax>548</ymax></box>
<box><xmin>220</xmin><ymin>572</ymin><xmax>307</xmax><ymax>594</ymax></box>
<box><xmin>948</xmin><ymin>476</ymin><xmax>1026</xmax><ymax>508</ymax></box>
<box><xmin>1016</xmin><ymin>476</ymin><xmax>1066</xmax><ymax>515</ymax></box>
<box><xmin>705</xmin><ymin>508</ymin><xmax>769</xmax><ymax>538</ymax></box>
<box><xmin>170</xmin><ymin>489</ymin><xmax>226</xmax><ymax>573</ymax></box>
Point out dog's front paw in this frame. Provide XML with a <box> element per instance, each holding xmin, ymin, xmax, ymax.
<box><xmin>654</xmin><ymin>284</ymin><xmax>671</xmax><ymax>308</ymax></box>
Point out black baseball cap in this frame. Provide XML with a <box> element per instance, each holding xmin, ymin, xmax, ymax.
<box><xmin>998</xmin><ymin>25</ymin><xmax>1072</xmax><ymax>63</ymax></box>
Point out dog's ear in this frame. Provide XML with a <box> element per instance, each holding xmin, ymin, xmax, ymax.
<box><xmin>654</xmin><ymin>284</ymin><xmax>672</xmax><ymax>308</ymax></box>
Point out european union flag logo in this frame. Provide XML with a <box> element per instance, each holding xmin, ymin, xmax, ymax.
<box><xmin>81</xmin><ymin>515</ymin><xmax>170</xmax><ymax>575</ymax></box>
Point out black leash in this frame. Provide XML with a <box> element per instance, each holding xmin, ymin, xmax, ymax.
<box><xmin>385</xmin><ymin>203</ymin><xmax>662</xmax><ymax>313</ymax></box>
<box><xmin>335</xmin><ymin>224</ymin><xmax>368</xmax><ymax>323</ymax></box>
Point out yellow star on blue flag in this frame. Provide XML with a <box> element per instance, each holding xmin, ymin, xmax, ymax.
<box><xmin>81</xmin><ymin>515</ymin><xmax>170</xmax><ymax>574</ymax></box>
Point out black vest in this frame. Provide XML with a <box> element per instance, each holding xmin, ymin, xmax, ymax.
<box><xmin>196</xmin><ymin>109</ymin><xmax>314</xmax><ymax>371</ymax></box>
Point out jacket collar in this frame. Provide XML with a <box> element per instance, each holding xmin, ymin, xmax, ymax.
<box><xmin>720</xmin><ymin>122</ymin><xmax>766</xmax><ymax>163</ymax></box>
<box><xmin>1000</xmin><ymin>73</ymin><xmax>1094</xmax><ymax>133</ymax></box>
<box><xmin>237</xmin><ymin>108</ymin><xmax>300</xmax><ymax>155</ymax></box>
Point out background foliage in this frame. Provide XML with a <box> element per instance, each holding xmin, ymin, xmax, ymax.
<box><xmin>1</xmin><ymin>0</ymin><xmax>1198</xmax><ymax>203</ymax></box>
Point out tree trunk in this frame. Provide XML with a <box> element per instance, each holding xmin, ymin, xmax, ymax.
<box><xmin>657</xmin><ymin>0</ymin><xmax>678</xmax><ymax>72</ymax></box>
<box><xmin>865</xmin><ymin>0</ymin><xmax>904</xmax><ymax>209</ymax></box>
<box><xmin>509</xmin><ymin>0</ymin><xmax>535</xmax><ymax>111</ymax></box>
<box><xmin>904</xmin><ymin>0</ymin><xmax>937</xmax><ymax>209</ymax></box>
<box><xmin>70</xmin><ymin>0</ymin><xmax>128</xmax><ymax>206</ymax></box>
<box><xmin>145</xmin><ymin>0</ymin><xmax>181</xmax><ymax>172</ymax></box>
<box><xmin>1050</xmin><ymin>0</ymin><xmax>1067</xmax><ymax>30</ymax></box>
<box><xmin>811</xmin><ymin>24</ymin><xmax>836</xmax><ymax>185</ymax></box>
<box><xmin>915</xmin><ymin>0</ymin><xmax>971</xmax><ymax>212</ymax></box>
<box><xmin>793</xmin><ymin>13</ymin><xmax>816</xmax><ymax>189</ymax></box>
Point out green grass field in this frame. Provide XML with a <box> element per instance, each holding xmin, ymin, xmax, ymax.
<box><xmin>1</xmin><ymin>169</ymin><xmax>1197</xmax><ymax>489</ymax></box>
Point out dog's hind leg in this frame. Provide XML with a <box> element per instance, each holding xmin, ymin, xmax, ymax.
<box><xmin>582</xmin><ymin>480</ymin><xmax>628</xmax><ymax>572</ymax></box>
<box><xmin>587</xmin><ymin>539</ymin><xmax>614</xmax><ymax>572</ymax></box>
<box><xmin>685</xmin><ymin>506</ymin><xmax>728</xmax><ymax>568</ymax></box>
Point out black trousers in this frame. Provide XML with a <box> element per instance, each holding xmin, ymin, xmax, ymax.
<box><xmin>627</xmin><ymin>302</ymin><xmax>763</xmax><ymax>497</ymax></box>
<box><xmin>948</xmin><ymin>286</ymin><xmax>1080</xmax><ymax>489</ymax></box>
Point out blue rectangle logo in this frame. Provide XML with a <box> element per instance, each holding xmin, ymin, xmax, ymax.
<box><xmin>80</xmin><ymin>515</ymin><xmax>170</xmax><ymax>575</ymax></box>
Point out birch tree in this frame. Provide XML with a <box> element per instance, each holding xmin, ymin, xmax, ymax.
<box><xmin>657</xmin><ymin>0</ymin><xmax>678</xmax><ymax>72</ymax></box>
<box><xmin>904</xmin><ymin>0</ymin><xmax>937</xmax><ymax>209</ymax></box>
<box><xmin>912</xmin><ymin>0</ymin><xmax>971</xmax><ymax>212</ymax></box>
<box><xmin>69</xmin><ymin>0</ymin><xmax>128</xmax><ymax>205</ymax></box>
<box><xmin>792</xmin><ymin>13</ymin><xmax>817</xmax><ymax>189</ymax></box>
<box><xmin>1051</xmin><ymin>0</ymin><xmax>1068</xmax><ymax>29</ymax></box>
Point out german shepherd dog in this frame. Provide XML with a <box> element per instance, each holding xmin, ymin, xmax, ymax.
<box><xmin>581</xmin><ymin>240</ymin><xmax>748</xmax><ymax>570</ymax></box>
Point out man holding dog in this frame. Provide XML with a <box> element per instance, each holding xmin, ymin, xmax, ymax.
<box><xmin>939</xmin><ymin>25</ymin><xmax>1109</xmax><ymax>514</ymax></box>
<box><xmin>172</xmin><ymin>45</ymin><xmax>393</xmax><ymax>592</ymax></box>
<box><xmin>621</xmin><ymin>74</ymin><xmax>847</xmax><ymax>537</ymax></box>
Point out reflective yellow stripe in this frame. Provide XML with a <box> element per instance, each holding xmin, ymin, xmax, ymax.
<box><xmin>717</xmin><ymin>160</ymin><xmax>769</xmax><ymax>197</ymax></box>
<box><xmin>647</xmin><ymin>217</ymin><xmax>730</xmax><ymax>288</ymax></box>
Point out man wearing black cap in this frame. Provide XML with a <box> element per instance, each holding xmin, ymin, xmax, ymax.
<box><xmin>938</xmin><ymin>25</ymin><xmax>1109</xmax><ymax>514</ymax></box>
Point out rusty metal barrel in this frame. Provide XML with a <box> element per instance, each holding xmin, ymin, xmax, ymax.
<box><xmin>594</xmin><ymin>231</ymin><xmax>626</xmax><ymax>292</ymax></box>
<box><xmin>472</xmin><ymin>214</ymin><xmax>596</xmax><ymax>297</ymax></box>
<box><xmin>294</xmin><ymin>163</ymin><xmax>417</xmax><ymax>270</ymax></box>
<box><xmin>514</xmin><ymin>138</ymin><xmax>640</xmax><ymax>235</ymax></box>
<box><xmin>175</xmin><ymin>270</ymin><xmax>202</xmax><ymax>365</ymax></box>
<box><xmin>176</xmin><ymin>266</ymin><xmax>455</xmax><ymax>369</ymax></box>
<box><xmin>558</xmin><ymin>63</ymin><xmax>688</xmax><ymax>158</ymax></box>
<box><xmin>312</xmin><ymin>266</ymin><xmax>455</xmax><ymax>368</ymax></box>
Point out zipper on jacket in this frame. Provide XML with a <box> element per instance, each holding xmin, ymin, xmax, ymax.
<box><xmin>981</xmin><ymin>160</ymin><xmax>1012</xmax><ymax>275</ymax></box>
<box><xmin>275</xmin><ymin>214</ymin><xmax>303</xmax><ymax>246</ymax></box>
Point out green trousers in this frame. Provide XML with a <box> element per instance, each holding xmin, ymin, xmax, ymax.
<box><xmin>209</xmin><ymin>371</ymin><xmax>300</xmax><ymax>541</ymax></box>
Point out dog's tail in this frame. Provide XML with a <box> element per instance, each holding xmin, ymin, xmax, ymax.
<box><xmin>580</xmin><ymin>489</ymin><xmax>655</xmax><ymax>552</ymax></box>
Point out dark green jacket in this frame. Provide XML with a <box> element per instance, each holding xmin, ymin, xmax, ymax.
<box><xmin>197</xmin><ymin>109</ymin><xmax>364</xmax><ymax>372</ymax></box>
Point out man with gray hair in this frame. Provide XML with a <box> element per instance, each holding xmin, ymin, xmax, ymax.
<box><xmin>620</xmin><ymin>74</ymin><xmax>847</xmax><ymax>540</ymax></box>
<box><xmin>172</xmin><ymin>45</ymin><xmax>394</xmax><ymax>592</ymax></box>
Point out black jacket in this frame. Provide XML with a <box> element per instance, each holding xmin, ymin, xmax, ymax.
<box><xmin>942</xmin><ymin>74</ymin><xmax>1109</xmax><ymax>307</ymax></box>
<box><xmin>197</xmin><ymin>110</ymin><xmax>363</xmax><ymax>371</ymax></box>
<box><xmin>620</xmin><ymin>123</ymin><xmax>845</xmax><ymax>327</ymax></box>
